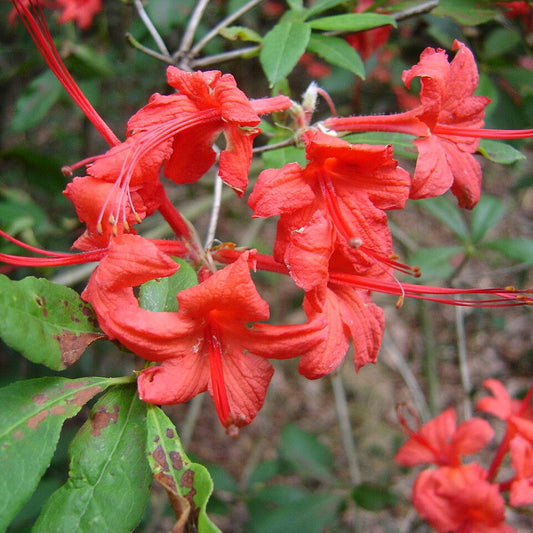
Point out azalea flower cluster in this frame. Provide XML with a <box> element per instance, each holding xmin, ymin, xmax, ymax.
<box><xmin>4</xmin><ymin>1</ymin><xmax>533</xmax><ymax>439</ymax></box>
<box><xmin>396</xmin><ymin>380</ymin><xmax>533</xmax><ymax>532</ymax></box>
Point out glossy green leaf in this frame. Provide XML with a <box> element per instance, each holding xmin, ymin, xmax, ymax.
<box><xmin>307</xmin><ymin>34</ymin><xmax>365</xmax><ymax>78</ymax></box>
<box><xmin>10</xmin><ymin>70</ymin><xmax>62</xmax><ymax>132</ymax></box>
<box><xmin>478</xmin><ymin>139</ymin><xmax>526</xmax><ymax>165</ymax></box>
<box><xmin>351</xmin><ymin>481</ymin><xmax>399</xmax><ymax>511</ymax></box>
<box><xmin>34</xmin><ymin>385</ymin><xmax>151</xmax><ymax>533</ymax></box>
<box><xmin>145</xmin><ymin>405</ymin><xmax>221</xmax><ymax>532</ymax></box>
<box><xmin>0</xmin><ymin>276</ymin><xmax>104</xmax><ymax>370</ymax></box>
<box><xmin>286</xmin><ymin>0</ymin><xmax>304</xmax><ymax>10</ymax></box>
<box><xmin>304</xmin><ymin>0</ymin><xmax>349</xmax><ymax>19</ymax></box>
<box><xmin>433</xmin><ymin>0</ymin><xmax>498</xmax><ymax>25</ymax></box>
<box><xmin>260</xmin><ymin>20</ymin><xmax>311</xmax><ymax>85</ymax></box>
<box><xmin>483</xmin><ymin>27</ymin><xmax>521</xmax><ymax>59</ymax></box>
<box><xmin>482</xmin><ymin>238</ymin><xmax>533</xmax><ymax>264</ymax></box>
<box><xmin>470</xmin><ymin>195</ymin><xmax>505</xmax><ymax>244</ymax></box>
<box><xmin>261</xmin><ymin>145</ymin><xmax>307</xmax><ymax>169</ymax></box>
<box><xmin>0</xmin><ymin>377</ymin><xmax>111</xmax><ymax>532</ymax></box>
<box><xmin>417</xmin><ymin>197</ymin><xmax>469</xmax><ymax>242</ymax></box>
<box><xmin>344</xmin><ymin>132</ymin><xmax>417</xmax><ymax>160</ymax></box>
<box><xmin>279</xmin><ymin>424</ymin><xmax>334</xmax><ymax>481</ymax></box>
<box><xmin>138</xmin><ymin>257</ymin><xmax>198</xmax><ymax>313</ymax></box>
<box><xmin>308</xmin><ymin>13</ymin><xmax>396</xmax><ymax>32</ymax></box>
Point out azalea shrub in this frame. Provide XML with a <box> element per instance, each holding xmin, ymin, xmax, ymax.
<box><xmin>1</xmin><ymin>0</ymin><xmax>533</xmax><ymax>531</ymax></box>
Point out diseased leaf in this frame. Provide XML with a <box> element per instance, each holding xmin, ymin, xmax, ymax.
<box><xmin>478</xmin><ymin>139</ymin><xmax>526</xmax><ymax>165</ymax></box>
<box><xmin>0</xmin><ymin>377</ymin><xmax>111</xmax><ymax>532</ymax></box>
<box><xmin>470</xmin><ymin>195</ymin><xmax>505</xmax><ymax>244</ymax></box>
<box><xmin>308</xmin><ymin>13</ymin><xmax>396</xmax><ymax>32</ymax></box>
<box><xmin>34</xmin><ymin>385</ymin><xmax>151</xmax><ymax>533</ymax></box>
<box><xmin>307</xmin><ymin>34</ymin><xmax>365</xmax><ymax>79</ymax></box>
<box><xmin>260</xmin><ymin>20</ymin><xmax>311</xmax><ymax>85</ymax></box>
<box><xmin>139</xmin><ymin>257</ymin><xmax>198</xmax><ymax>313</ymax></box>
<box><xmin>146</xmin><ymin>405</ymin><xmax>221</xmax><ymax>533</ymax></box>
<box><xmin>0</xmin><ymin>275</ymin><xmax>105</xmax><ymax>370</ymax></box>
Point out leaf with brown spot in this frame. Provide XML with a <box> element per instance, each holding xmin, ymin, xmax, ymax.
<box><xmin>0</xmin><ymin>275</ymin><xmax>104</xmax><ymax>370</ymax></box>
<box><xmin>145</xmin><ymin>405</ymin><xmax>221</xmax><ymax>533</ymax></box>
<box><xmin>34</xmin><ymin>385</ymin><xmax>151</xmax><ymax>533</ymax></box>
<box><xmin>0</xmin><ymin>376</ymin><xmax>113</xmax><ymax>531</ymax></box>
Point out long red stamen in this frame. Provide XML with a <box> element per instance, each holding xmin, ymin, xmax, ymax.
<box><xmin>433</xmin><ymin>124</ymin><xmax>533</xmax><ymax>139</ymax></box>
<box><xmin>13</xmin><ymin>0</ymin><xmax>120</xmax><ymax>147</ymax></box>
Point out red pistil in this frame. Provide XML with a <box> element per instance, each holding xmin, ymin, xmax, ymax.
<box><xmin>432</xmin><ymin>124</ymin><xmax>533</xmax><ymax>139</ymax></box>
<box><xmin>206</xmin><ymin>321</ymin><xmax>231</xmax><ymax>428</ymax></box>
<box><xmin>13</xmin><ymin>0</ymin><xmax>120</xmax><ymax>147</ymax></box>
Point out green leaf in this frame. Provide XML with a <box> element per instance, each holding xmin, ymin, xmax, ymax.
<box><xmin>304</xmin><ymin>0</ymin><xmax>350</xmax><ymax>19</ymax></box>
<box><xmin>308</xmin><ymin>13</ymin><xmax>396</xmax><ymax>32</ymax></box>
<box><xmin>260</xmin><ymin>20</ymin><xmax>311</xmax><ymax>85</ymax></box>
<box><xmin>261</xmin><ymin>145</ymin><xmax>307</xmax><ymax>169</ymax></box>
<box><xmin>307</xmin><ymin>34</ymin><xmax>365</xmax><ymax>78</ymax></box>
<box><xmin>416</xmin><ymin>196</ymin><xmax>469</xmax><ymax>242</ymax></box>
<box><xmin>409</xmin><ymin>246</ymin><xmax>464</xmax><ymax>283</ymax></box>
<box><xmin>0</xmin><ymin>377</ymin><xmax>111</xmax><ymax>531</ymax></box>
<box><xmin>478</xmin><ymin>139</ymin><xmax>526</xmax><ymax>165</ymax></box>
<box><xmin>10</xmin><ymin>70</ymin><xmax>62</xmax><ymax>132</ymax></box>
<box><xmin>482</xmin><ymin>238</ymin><xmax>533</xmax><ymax>264</ymax></box>
<box><xmin>68</xmin><ymin>45</ymin><xmax>113</xmax><ymax>79</ymax></box>
<box><xmin>483</xmin><ymin>27</ymin><xmax>521</xmax><ymax>59</ymax></box>
<box><xmin>247</xmin><ymin>486</ymin><xmax>343</xmax><ymax>533</ymax></box>
<box><xmin>351</xmin><ymin>481</ymin><xmax>399</xmax><ymax>511</ymax></box>
<box><xmin>433</xmin><ymin>0</ymin><xmax>498</xmax><ymax>25</ymax></box>
<box><xmin>219</xmin><ymin>25</ymin><xmax>262</xmax><ymax>42</ymax></box>
<box><xmin>278</xmin><ymin>424</ymin><xmax>334</xmax><ymax>481</ymax></box>
<box><xmin>34</xmin><ymin>385</ymin><xmax>151</xmax><ymax>533</ymax></box>
<box><xmin>0</xmin><ymin>275</ymin><xmax>104</xmax><ymax>370</ymax></box>
<box><xmin>343</xmin><ymin>132</ymin><xmax>417</xmax><ymax>160</ymax></box>
<box><xmin>138</xmin><ymin>257</ymin><xmax>198</xmax><ymax>313</ymax></box>
<box><xmin>470</xmin><ymin>195</ymin><xmax>505</xmax><ymax>244</ymax></box>
<box><xmin>286</xmin><ymin>0</ymin><xmax>304</xmax><ymax>10</ymax></box>
<box><xmin>146</xmin><ymin>405</ymin><xmax>222</xmax><ymax>532</ymax></box>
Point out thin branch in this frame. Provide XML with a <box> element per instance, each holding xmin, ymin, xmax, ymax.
<box><xmin>190</xmin><ymin>0</ymin><xmax>264</xmax><ymax>57</ymax></box>
<box><xmin>190</xmin><ymin>45</ymin><xmax>261</xmax><ymax>68</ymax></box>
<box><xmin>382</xmin><ymin>331</ymin><xmax>431</xmax><ymax>422</ymax></box>
<box><xmin>125</xmin><ymin>33</ymin><xmax>173</xmax><ymax>64</ymax></box>
<box><xmin>204</xmin><ymin>173</ymin><xmax>224</xmax><ymax>249</ymax></box>
<box><xmin>393</xmin><ymin>0</ymin><xmax>439</xmax><ymax>21</ymax></box>
<box><xmin>132</xmin><ymin>0</ymin><xmax>171</xmax><ymax>59</ymax></box>
<box><xmin>252</xmin><ymin>137</ymin><xmax>296</xmax><ymax>154</ymax></box>
<box><xmin>330</xmin><ymin>372</ymin><xmax>361</xmax><ymax>485</ymax></box>
<box><xmin>455</xmin><ymin>304</ymin><xmax>473</xmax><ymax>419</ymax></box>
<box><xmin>176</xmin><ymin>0</ymin><xmax>211</xmax><ymax>59</ymax></box>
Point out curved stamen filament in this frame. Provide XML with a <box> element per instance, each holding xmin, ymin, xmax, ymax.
<box><xmin>433</xmin><ymin>124</ymin><xmax>533</xmax><ymax>139</ymax></box>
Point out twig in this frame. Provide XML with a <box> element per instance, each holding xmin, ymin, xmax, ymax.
<box><xmin>204</xmin><ymin>173</ymin><xmax>224</xmax><ymax>249</ymax></box>
<box><xmin>125</xmin><ymin>33</ymin><xmax>173</xmax><ymax>64</ymax></box>
<box><xmin>330</xmin><ymin>372</ymin><xmax>361</xmax><ymax>485</ymax></box>
<box><xmin>455</xmin><ymin>304</ymin><xmax>473</xmax><ymax>419</ymax></box>
<box><xmin>252</xmin><ymin>137</ymin><xmax>296</xmax><ymax>154</ymax></box>
<box><xmin>189</xmin><ymin>0</ymin><xmax>264</xmax><ymax>57</ymax></box>
<box><xmin>392</xmin><ymin>0</ymin><xmax>439</xmax><ymax>21</ymax></box>
<box><xmin>382</xmin><ymin>332</ymin><xmax>431</xmax><ymax>421</ymax></box>
<box><xmin>191</xmin><ymin>45</ymin><xmax>261</xmax><ymax>68</ymax></box>
<box><xmin>181</xmin><ymin>395</ymin><xmax>205</xmax><ymax>449</ymax></box>
<box><xmin>176</xmin><ymin>0</ymin><xmax>211</xmax><ymax>61</ymax></box>
<box><xmin>132</xmin><ymin>0</ymin><xmax>171</xmax><ymax>59</ymax></box>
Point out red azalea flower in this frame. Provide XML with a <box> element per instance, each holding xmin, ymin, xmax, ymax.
<box><xmin>326</xmin><ymin>41</ymin><xmax>492</xmax><ymax>207</ymax></box>
<box><xmin>413</xmin><ymin>464</ymin><xmax>515</xmax><ymax>533</ymax></box>
<box><xmin>509</xmin><ymin>436</ymin><xmax>533</xmax><ymax>506</ymax></box>
<box><xmin>10</xmin><ymin>0</ymin><xmax>102</xmax><ymax>29</ymax></box>
<box><xmin>82</xmin><ymin>235</ymin><xmax>325</xmax><ymax>433</ymax></box>
<box><xmin>126</xmin><ymin>67</ymin><xmax>292</xmax><ymax>196</ymax></box>
<box><xmin>395</xmin><ymin>407</ymin><xmax>494</xmax><ymax>468</ymax></box>
<box><xmin>477</xmin><ymin>379</ymin><xmax>533</xmax><ymax>441</ymax></box>
<box><xmin>249</xmin><ymin>129</ymin><xmax>411</xmax><ymax>290</ymax></box>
